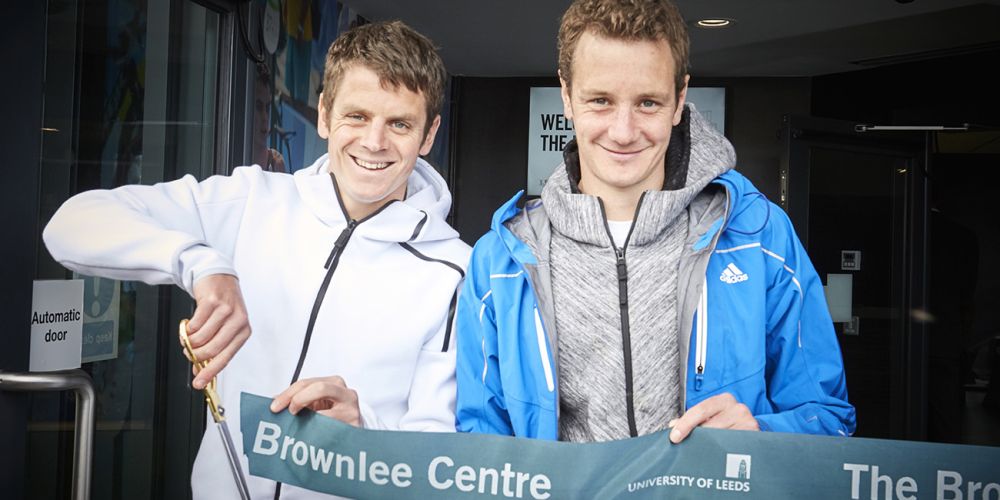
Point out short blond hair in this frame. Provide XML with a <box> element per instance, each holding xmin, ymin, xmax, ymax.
<box><xmin>322</xmin><ymin>20</ymin><xmax>446</xmax><ymax>134</ymax></box>
<box><xmin>558</xmin><ymin>0</ymin><xmax>689</xmax><ymax>97</ymax></box>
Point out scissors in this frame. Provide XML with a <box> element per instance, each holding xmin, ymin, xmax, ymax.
<box><xmin>179</xmin><ymin>319</ymin><xmax>252</xmax><ymax>500</ymax></box>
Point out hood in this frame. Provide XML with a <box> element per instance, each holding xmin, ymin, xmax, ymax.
<box><xmin>294</xmin><ymin>154</ymin><xmax>459</xmax><ymax>243</ymax></box>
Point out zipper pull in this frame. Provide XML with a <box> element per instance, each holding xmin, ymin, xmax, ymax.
<box><xmin>325</xmin><ymin>220</ymin><xmax>357</xmax><ymax>269</ymax></box>
<box><xmin>695</xmin><ymin>365</ymin><xmax>704</xmax><ymax>391</ymax></box>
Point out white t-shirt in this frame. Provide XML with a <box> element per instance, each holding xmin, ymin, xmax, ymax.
<box><xmin>607</xmin><ymin>219</ymin><xmax>633</xmax><ymax>248</ymax></box>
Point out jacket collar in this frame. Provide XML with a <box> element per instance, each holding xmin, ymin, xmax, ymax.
<box><xmin>294</xmin><ymin>154</ymin><xmax>459</xmax><ymax>243</ymax></box>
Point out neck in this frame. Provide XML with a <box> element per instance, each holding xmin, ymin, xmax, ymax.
<box><xmin>599</xmin><ymin>192</ymin><xmax>642</xmax><ymax>221</ymax></box>
<box><xmin>578</xmin><ymin>181</ymin><xmax>644</xmax><ymax>221</ymax></box>
<box><xmin>342</xmin><ymin>200</ymin><xmax>377</xmax><ymax>221</ymax></box>
<box><xmin>578</xmin><ymin>175</ymin><xmax>657</xmax><ymax>221</ymax></box>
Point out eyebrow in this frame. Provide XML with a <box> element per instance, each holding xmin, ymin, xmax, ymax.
<box><xmin>575</xmin><ymin>88</ymin><xmax>674</xmax><ymax>102</ymax></box>
<box><xmin>388</xmin><ymin>113</ymin><xmax>420</xmax><ymax>124</ymax></box>
<box><xmin>338</xmin><ymin>106</ymin><xmax>420</xmax><ymax>124</ymax></box>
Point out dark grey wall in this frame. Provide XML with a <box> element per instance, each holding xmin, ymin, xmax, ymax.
<box><xmin>0</xmin><ymin>2</ymin><xmax>45</xmax><ymax>498</ymax></box>
<box><xmin>692</xmin><ymin>77</ymin><xmax>811</xmax><ymax>202</ymax></box>
<box><xmin>451</xmin><ymin>77</ymin><xmax>559</xmax><ymax>244</ymax></box>
<box><xmin>450</xmin><ymin>76</ymin><xmax>811</xmax><ymax>243</ymax></box>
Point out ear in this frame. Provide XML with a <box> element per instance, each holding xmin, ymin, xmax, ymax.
<box><xmin>317</xmin><ymin>92</ymin><xmax>330</xmax><ymax>139</ymax></box>
<box><xmin>418</xmin><ymin>115</ymin><xmax>442</xmax><ymax>156</ymax></box>
<box><xmin>672</xmin><ymin>74</ymin><xmax>690</xmax><ymax>126</ymax></box>
<box><xmin>559</xmin><ymin>70</ymin><xmax>574</xmax><ymax>121</ymax></box>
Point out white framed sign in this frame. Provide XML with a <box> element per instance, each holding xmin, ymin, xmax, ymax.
<box><xmin>686</xmin><ymin>87</ymin><xmax>726</xmax><ymax>135</ymax></box>
<box><xmin>527</xmin><ymin>87</ymin><xmax>573</xmax><ymax>196</ymax></box>
<box><xmin>30</xmin><ymin>279</ymin><xmax>84</xmax><ymax>372</ymax></box>
<box><xmin>526</xmin><ymin>86</ymin><xmax>727</xmax><ymax>196</ymax></box>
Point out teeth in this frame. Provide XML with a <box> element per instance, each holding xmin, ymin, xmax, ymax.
<box><xmin>354</xmin><ymin>157</ymin><xmax>391</xmax><ymax>170</ymax></box>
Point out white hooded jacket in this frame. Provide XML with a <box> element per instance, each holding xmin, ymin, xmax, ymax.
<box><xmin>43</xmin><ymin>155</ymin><xmax>471</xmax><ymax>499</ymax></box>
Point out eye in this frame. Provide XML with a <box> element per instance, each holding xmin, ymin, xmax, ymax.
<box><xmin>390</xmin><ymin>121</ymin><xmax>411</xmax><ymax>130</ymax></box>
<box><xmin>639</xmin><ymin>99</ymin><xmax>659</xmax><ymax>108</ymax></box>
<box><xmin>346</xmin><ymin>113</ymin><xmax>365</xmax><ymax>122</ymax></box>
<box><xmin>591</xmin><ymin>97</ymin><xmax>609</xmax><ymax>106</ymax></box>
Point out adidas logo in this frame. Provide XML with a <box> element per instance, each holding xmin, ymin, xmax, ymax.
<box><xmin>720</xmin><ymin>263</ymin><xmax>748</xmax><ymax>284</ymax></box>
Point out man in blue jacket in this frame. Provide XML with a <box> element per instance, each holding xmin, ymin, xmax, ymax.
<box><xmin>455</xmin><ymin>0</ymin><xmax>856</xmax><ymax>443</ymax></box>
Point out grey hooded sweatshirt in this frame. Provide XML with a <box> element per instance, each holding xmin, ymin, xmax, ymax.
<box><xmin>515</xmin><ymin>105</ymin><xmax>736</xmax><ymax>442</ymax></box>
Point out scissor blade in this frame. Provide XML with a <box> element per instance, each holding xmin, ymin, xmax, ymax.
<box><xmin>217</xmin><ymin>420</ymin><xmax>252</xmax><ymax>500</ymax></box>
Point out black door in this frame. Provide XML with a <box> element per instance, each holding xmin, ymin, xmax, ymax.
<box><xmin>781</xmin><ymin>115</ymin><xmax>927</xmax><ymax>440</ymax></box>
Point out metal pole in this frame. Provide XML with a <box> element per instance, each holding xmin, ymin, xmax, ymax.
<box><xmin>0</xmin><ymin>370</ymin><xmax>95</xmax><ymax>500</ymax></box>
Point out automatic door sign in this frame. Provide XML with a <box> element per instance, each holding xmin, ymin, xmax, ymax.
<box><xmin>30</xmin><ymin>279</ymin><xmax>84</xmax><ymax>371</ymax></box>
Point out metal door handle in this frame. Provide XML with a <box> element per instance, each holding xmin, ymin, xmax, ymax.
<box><xmin>1</xmin><ymin>369</ymin><xmax>95</xmax><ymax>500</ymax></box>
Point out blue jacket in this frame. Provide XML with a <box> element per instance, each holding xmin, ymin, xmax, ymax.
<box><xmin>455</xmin><ymin>169</ymin><xmax>856</xmax><ymax>439</ymax></box>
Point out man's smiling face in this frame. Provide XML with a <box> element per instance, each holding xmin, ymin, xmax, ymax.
<box><xmin>561</xmin><ymin>31</ymin><xmax>687</xmax><ymax>201</ymax></box>
<box><xmin>318</xmin><ymin>64</ymin><xmax>440</xmax><ymax>220</ymax></box>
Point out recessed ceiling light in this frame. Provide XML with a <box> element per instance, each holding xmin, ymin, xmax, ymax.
<box><xmin>696</xmin><ymin>18</ymin><xmax>734</xmax><ymax>28</ymax></box>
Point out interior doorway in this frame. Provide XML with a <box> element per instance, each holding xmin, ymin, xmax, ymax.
<box><xmin>782</xmin><ymin>115</ymin><xmax>1000</xmax><ymax>445</ymax></box>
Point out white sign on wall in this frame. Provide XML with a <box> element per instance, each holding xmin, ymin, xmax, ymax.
<box><xmin>526</xmin><ymin>86</ymin><xmax>727</xmax><ymax>196</ymax></box>
<box><xmin>30</xmin><ymin>279</ymin><xmax>84</xmax><ymax>372</ymax></box>
<box><xmin>527</xmin><ymin>87</ymin><xmax>574</xmax><ymax>196</ymax></box>
<box><xmin>685</xmin><ymin>87</ymin><xmax>726</xmax><ymax>135</ymax></box>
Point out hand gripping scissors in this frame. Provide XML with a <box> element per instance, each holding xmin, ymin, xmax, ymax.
<box><xmin>179</xmin><ymin>319</ymin><xmax>252</xmax><ymax>500</ymax></box>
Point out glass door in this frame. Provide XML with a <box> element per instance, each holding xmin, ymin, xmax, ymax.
<box><xmin>25</xmin><ymin>0</ymin><xmax>236</xmax><ymax>497</ymax></box>
<box><xmin>781</xmin><ymin>115</ymin><xmax>926</xmax><ymax>440</ymax></box>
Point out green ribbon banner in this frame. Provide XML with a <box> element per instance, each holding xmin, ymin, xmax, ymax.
<box><xmin>240</xmin><ymin>393</ymin><xmax>1000</xmax><ymax>499</ymax></box>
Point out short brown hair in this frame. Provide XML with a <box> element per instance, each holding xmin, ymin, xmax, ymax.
<box><xmin>322</xmin><ymin>20</ymin><xmax>446</xmax><ymax>134</ymax></box>
<box><xmin>558</xmin><ymin>0</ymin><xmax>689</xmax><ymax>97</ymax></box>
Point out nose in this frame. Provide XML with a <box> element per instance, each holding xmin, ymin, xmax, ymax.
<box><xmin>607</xmin><ymin>107</ymin><xmax>638</xmax><ymax>145</ymax></box>
<box><xmin>360</xmin><ymin>121</ymin><xmax>387</xmax><ymax>151</ymax></box>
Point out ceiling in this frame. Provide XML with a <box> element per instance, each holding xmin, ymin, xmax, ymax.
<box><xmin>339</xmin><ymin>0</ymin><xmax>1000</xmax><ymax>78</ymax></box>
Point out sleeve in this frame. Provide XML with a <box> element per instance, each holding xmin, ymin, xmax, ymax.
<box><xmin>454</xmin><ymin>239</ymin><xmax>514</xmax><ymax>435</ymax></box>
<box><xmin>361</xmin><ymin>282</ymin><xmax>462</xmax><ymax>432</ymax></box>
<box><xmin>42</xmin><ymin>167</ymin><xmax>259</xmax><ymax>295</ymax></box>
<box><xmin>755</xmin><ymin>206</ymin><xmax>857</xmax><ymax>436</ymax></box>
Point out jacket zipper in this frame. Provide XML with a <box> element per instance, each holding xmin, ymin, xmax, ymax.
<box><xmin>694</xmin><ymin>281</ymin><xmax>708</xmax><ymax>391</ymax></box>
<box><xmin>599</xmin><ymin>192</ymin><xmax>646</xmax><ymax>438</ymax></box>
<box><xmin>277</xmin><ymin>175</ymin><xmax>395</xmax><ymax>499</ymax></box>
<box><xmin>290</xmin><ymin>177</ymin><xmax>400</xmax><ymax>385</ymax></box>
<box><xmin>291</xmin><ymin>219</ymin><xmax>358</xmax><ymax>383</ymax></box>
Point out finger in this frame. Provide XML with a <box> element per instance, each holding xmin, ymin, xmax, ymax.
<box><xmin>669</xmin><ymin>394</ymin><xmax>731</xmax><ymax>443</ymax></box>
<box><xmin>289</xmin><ymin>379</ymin><xmax>352</xmax><ymax>415</ymax></box>
<box><xmin>187</xmin><ymin>299</ymin><xmax>215</xmax><ymax>334</ymax></box>
<box><xmin>192</xmin><ymin>324</ymin><xmax>250</xmax><ymax>389</ymax></box>
<box><xmin>703</xmin><ymin>404</ymin><xmax>759</xmax><ymax>431</ymax></box>
<box><xmin>271</xmin><ymin>379</ymin><xmax>315</xmax><ymax>413</ymax></box>
<box><xmin>187</xmin><ymin>303</ymin><xmax>235</xmax><ymax>349</ymax></box>
<box><xmin>320</xmin><ymin>402</ymin><xmax>362</xmax><ymax>427</ymax></box>
<box><xmin>179</xmin><ymin>338</ymin><xmax>195</xmax><ymax>363</ymax></box>
<box><xmin>190</xmin><ymin>317</ymin><xmax>245</xmax><ymax>364</ymax></box>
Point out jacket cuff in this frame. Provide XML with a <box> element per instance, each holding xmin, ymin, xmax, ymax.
<box><xmin>177</xmin><ymin>244</ymin><xmax>236</xmax><ymax>295</ymax></box>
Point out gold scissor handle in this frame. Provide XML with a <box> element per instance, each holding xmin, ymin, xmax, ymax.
<box><xmin>179</xmin><ymin>319</ymin><xmax>225</xmax><ymax>422</ymax></box>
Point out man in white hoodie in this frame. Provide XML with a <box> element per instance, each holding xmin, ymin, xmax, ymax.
<box><xmin>44</xmin><ymin>20</ymin><xmax>470</xmax><ymax>499</ymax></box>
